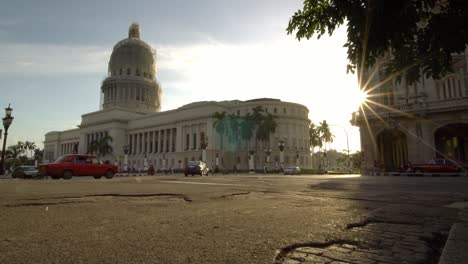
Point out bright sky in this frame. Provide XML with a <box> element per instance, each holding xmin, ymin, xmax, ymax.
<box><xmin>0</xmin><ymin>0</ymin><xmax>362</xmax><ymax>153</ymax></box>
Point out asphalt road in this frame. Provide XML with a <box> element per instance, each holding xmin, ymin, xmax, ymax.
<box><xmin>1</xmin><ymin>174</ymin><xmax>468</xmax><ymax>264</ymax></box>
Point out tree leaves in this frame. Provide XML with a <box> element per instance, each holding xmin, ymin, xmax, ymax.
<box><xmin>288</xmin><ymin>0</ymin><xmax>468</xmax><ymax>85</ymax></box>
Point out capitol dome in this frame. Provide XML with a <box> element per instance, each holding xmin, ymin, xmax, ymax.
<box><xmin>101</xmin><ymin>22</ymin><xmax>162</xmax><ymax>113</ymax></box>
<box><xmin>108</xmin><ymin>23</ymin><xmax>156</xmax><ymax>78</ymax></box>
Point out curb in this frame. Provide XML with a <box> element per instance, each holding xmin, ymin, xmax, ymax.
<box><xmin>369</xmin><ymin>172</ymin><xmax>468</xmax><ymax>177</ymax></box>
<box><xmin>438</xmin><ymin>223</ymin><xmax>468</xmax><ymax>264</ymax></box>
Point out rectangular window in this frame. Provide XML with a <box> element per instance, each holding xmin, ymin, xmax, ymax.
<box><xmin>185</xmin><ymin>134</ymin><xmax>190</xmax><ymax>150</ymax></box>
<box><xmin>192</xmin><ymin>133</ymin><xmax>197</xmax><ymax>150</ymax></box>
<box><xmin>127</xmin><ymin>68</ymin><xmax>131</xmax><ymax>75</ymax></box>
<box><xmin>447</xmin><ymin>79</ymin><xmax>452</xmax><ymax>98</ymax></box>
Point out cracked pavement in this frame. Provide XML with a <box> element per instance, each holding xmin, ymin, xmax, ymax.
<box><xmin>1</xmin><ymin>174</ymin><xmax>468</xmax><ymax>263</ymax></box>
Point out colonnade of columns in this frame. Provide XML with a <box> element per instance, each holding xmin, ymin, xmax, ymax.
<box><xmin>128</xmin><ymin>128</ymin><xmax>177</xmax><ymax>155</ymax></box>
<box><xmin>60</xmin><ymin>142</ymin><xmax>79</xmax><ymax>155</ymax></box>
<box><xmin>85</xmin><ymin>131</ymin><xmax>109</xmax><ymax>153</ymax></box>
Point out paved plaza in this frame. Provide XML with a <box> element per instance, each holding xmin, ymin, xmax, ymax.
<box><xmin>1</xmin><ymin>174</ymin><xmax>468</xmax><ymax>263</ymax></box>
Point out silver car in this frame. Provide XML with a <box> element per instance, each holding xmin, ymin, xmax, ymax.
<box><xmin>284</xmin><ymin>166</ymin><xmax>301</xmax><ymax>175</ymax></box>
<box><xmin>12</xmin><ymin>166</ymin><xmax>39</xmax><ymax>178</ymax></box>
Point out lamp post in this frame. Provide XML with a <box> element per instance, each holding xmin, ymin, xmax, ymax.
<box><xmin>330</xmin><ymin>124</ymin><xmax>350</xmax><ymax>171</ymax></box>
<box><xmin>123</xmin><ymin>145</ymin><xmax>129</xmax><ymax>173</ymax></box>
<box><xmin>264</xmin><ymin>148</ymin><xmax>271</xmax><ymax>173</ymax></box>
<box><xmin>296</xmin><ymin>150</ymin><xmax>300</xmax><ymax>166</ymax></box>
<box><xmin>278</xmin><ymin>139</ymin><xmax>285</xmax><ymax>172</ymax></box>
<box><xmin>0</xmin><ymin>104</ymin><xmax>13</xmax><ymax>175</ymax></box>
<box><xmin>143</xmin><ymin>154</ymin><xmax>148</xmax><ymax>174</ymax></box>
<box><xmin>215</xmin><ymin>153</ymin><xmax>219</xmax><ymax>173</ymax></box>
<box><xmin>201</xmin><ymin>134</ymin><xmax>208</xmax><ymax>162</ymax></box>
<box><xmin>248</xmin><ymin>150</ymin><xmax>255</xmax><ymax>173</ymax></box>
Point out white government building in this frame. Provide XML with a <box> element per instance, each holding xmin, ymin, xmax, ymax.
<box><xmin>43</xmin><ymin>23</ymin><xmax>312</xmax><ymax>171</ymax></box>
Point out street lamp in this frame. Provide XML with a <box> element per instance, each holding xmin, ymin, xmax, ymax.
<box><xmin>278</xmin><ymin>139</ymin><xmax>285</xmax><ymax>171</ymax></box>
<box><xmin>123</xmin><ymin>145</ymin><xmax>129</xmax><ymax>173</ymax></box>
<box><xmin>330</xmin><ymin>124</ymin><xmax>350</xmax><ymax>171</ymax></box>
<box><xmin>0</xmin><ymin>104</ymin><xmax>13</xmax><ymax>175</ymax></box>
<box><xmin>296</xmin><ymin>150</ymin><xmax>300</xmax><ymax>166</ymax></box>
<box><xmin>200</xmin><ymin>134</ymin><xmax>208</xmax><ymax>162</ymax></box>
<box><xmin>264</xmin><ymin>148</ymin><xmax>272</xmax><ymax>173</ymax></box>
<box><xmin>248</xmin><ymin>150</ymin><xmax>255</xmax><ymax>173</ymax></box>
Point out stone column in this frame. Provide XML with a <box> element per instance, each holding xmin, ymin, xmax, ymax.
<box><xmin>161</xmin><ymin>130</ymin><xmax>165</xmax><ymax>153</ymax></box>
<box><xmin>169</xmin><ymin>128</ymin><xmax>173</xmax><ymax>152</ymax></box>
<box><xmin>152</xmin><ymin>131</ymin><xmax>156</xmax><ymax>153</ymax></box>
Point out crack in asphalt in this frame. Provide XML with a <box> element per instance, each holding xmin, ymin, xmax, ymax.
<box><xmin>346</xmin><ymin>219</ymin><xmax>421</xmax><ymax>229</ymax></box>
<box><xmin>4</xmin><ymin>193</ymin><xmax>192</xmax><ymax>207</ymax></box>
<box><xmin>218</xmin><ymin>192</ymin><xmax>251</xmax><ymax>199</ymax></box>
<box><xmin>5</xmin><ymin>201</ymin><xmax>88</xmax><ymax>207</ymax></box>
<box><xmin>274</xmin><ymin>239</ymin><xmax>361</xmax><ymax>264</ymax></box>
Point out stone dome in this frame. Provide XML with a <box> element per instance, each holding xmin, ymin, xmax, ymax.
<box><xmin>108</xmin><ymin>23</ymin><xmax>156</xmax><ymax>78</ymax></box>
<box><xmin>101</xmin><ymin>23</ymin><xmax>162</xmax><ymax>113</ymax></box>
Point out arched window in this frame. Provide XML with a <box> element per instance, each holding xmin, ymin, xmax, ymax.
<box><xmin>127</xmin><ymin>68</ymin><xmax>131</xmax><ymax>75</ymax></box>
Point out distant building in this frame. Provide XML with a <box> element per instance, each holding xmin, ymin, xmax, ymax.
<box><xmin>352</xmin><ymin>53</ymin><xmax>468</xmax><ymax>174</ymax></box>
<box><xmin>43</xmin><ymin>23</ymin><xmax>312</xmax><ymax>171</ymax></box>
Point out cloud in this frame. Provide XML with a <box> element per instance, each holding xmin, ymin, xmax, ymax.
<box><xmin>0</xmin><ymin>43</ymin><xmax>110</xmax><ymax>75</ymax></box>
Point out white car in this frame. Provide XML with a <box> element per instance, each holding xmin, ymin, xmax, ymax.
<box><xmin>284</xmin><ymin>166</ymin><xmax>301</xmax><ymax>175</ymax></box>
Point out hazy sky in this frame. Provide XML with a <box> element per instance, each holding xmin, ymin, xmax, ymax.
<box><xmin>0</xmin><ymin>0</ymin><xmax>362</xmax><ymax>153</ymax></box>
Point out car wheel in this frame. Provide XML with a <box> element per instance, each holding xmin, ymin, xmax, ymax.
<box><xmin>51</xmin><ymin>175</ymin><xmax>60</xmax><ymax>180</ymax></box>
<box><xmin>184</xmin><ymin>173</ymin><xmax>188</xmax><ymax>177</ymax></box>
<box><xmin>206</xmin><ymin>171</ymin><xmax>209</xmax><ymax>176</ymax></box>
<box><xmin>105</xmin><ymin>170</ymin><xmax>114</xmax><ymax>179</ymax></box>
<box><xmin>94</xmin><ymin>176</ymin><xmax>102</xmax><ymax>179</ymax></box>
<box><xmin>192</xmin><ymin>174</ymin><xmax>194</xmax><ymax>176</ymax></box>
<box><xmin>63</xmin><ymin>170</ymin><xmax>73</xmax><ymax>180</ymax></box>
<box><xmin>415</xmin><ymin>169</ymin><xmax>423</xmax><ymax>176</ymax></box>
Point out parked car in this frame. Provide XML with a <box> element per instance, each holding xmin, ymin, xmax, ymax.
<box><xmin>38</xmin><ymin>154</ymin><xmax>118</xmax><ymax>180</ymax></box>
<box><xmin>184</xmin><ymin>161</ymin><xmax>209</xmax><ymax>176</ymax></box>
<box><xmin>11</xmin><ymin>166</ymin><xmax>39</xmax><ymax>179</ymax></box>
<box><xmin>407</xmin><ymin>159</ymin><xmax>468</xmax><ymax>173</ymax></box>
<box><xmin>284</xmin><ymin>166</ymin><xmax>301</xmax><ymax>175</ymax></box>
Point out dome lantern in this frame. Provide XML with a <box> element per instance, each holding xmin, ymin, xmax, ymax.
<box><xmin>129</xmin><ymin>22</ymin><xmax>140</xmax><ymax>39</ymax></box>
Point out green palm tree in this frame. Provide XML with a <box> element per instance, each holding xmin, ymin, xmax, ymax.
<box><xmin>226</xmin><ymin>113</ymin><xmax>241</xmax><ymax>147</ymax></box>
<box><xmin>240</xmin><ymin>112</ymin><xmax>255</xmax><ymax>150</ymax></box>
<box><xmin>24</xmin><ymin>141</ymin><xmax>36</xmax><ymax>158</ymax></box>
<box><xmin>318</xmin><ymin>120</ymin><xmax>334</xmax><ymax>149</ymax></box>
<box><xmin>16</xmin><ymin>141</ymin><xmax>26</xmax><ymax>155</ymax></box>
<box><xmin>213</xmin><ymin>111</ymin><xmax>227</xmax><ymax>152</ymax></box>
<box><xmin>251</xmin><ymin>106</ymin><xmax>265</xmax><ymax>151</ymax></box>
<box><xmin>309</xmin><ymin>123</ymin><xmax>322</xmax><ymax>151</ymax></box>
<box><xmin>317</xmin><ymin>120</ymin><xmax>334</xmax><ymax>168</ymax></box>
<box><xmin>89</xmin><ymin>135</ymin><xmax>113</xmax><ymax>158</ymax></box>
<box><xmin>257</xmin><ymin>113</ymin><xmax>278</xmax><ymax>147</ymax></box>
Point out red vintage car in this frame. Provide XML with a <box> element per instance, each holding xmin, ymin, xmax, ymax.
<box><xmin>407</xmin><ymin>159</ymin><xmax>468</xmax><ymax>173</ymax></box>
<box><xmin>38</xmin><ymin>154</ymin><xmax>118</xmax><ymax>180</ymax></box>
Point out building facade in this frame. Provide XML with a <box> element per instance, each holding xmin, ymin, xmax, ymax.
<box><xmin>353</xmin><ymin>53</ymin><xmax>468</xmax><ymax>174</ymax></box>
<box><xmin>44</xmin><ymin>23</ymin><xmax>312</xmax><ymax>171</ymax></box>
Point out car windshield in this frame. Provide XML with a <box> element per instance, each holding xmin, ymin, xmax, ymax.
<box><xmin>188</xmin><ymin>161</ymin><xmax>200</xmax><ymax>166</ymax></box>
<box><xmin>54</xmin><ymin>155</ymin><xmax>66</xmax><ymax>163</ymax></box>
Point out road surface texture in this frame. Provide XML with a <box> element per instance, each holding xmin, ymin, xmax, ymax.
<box><xmin>1</xmin><ymin>174</ymin><xmax>468</xmax><ymax>264</ymax></box>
